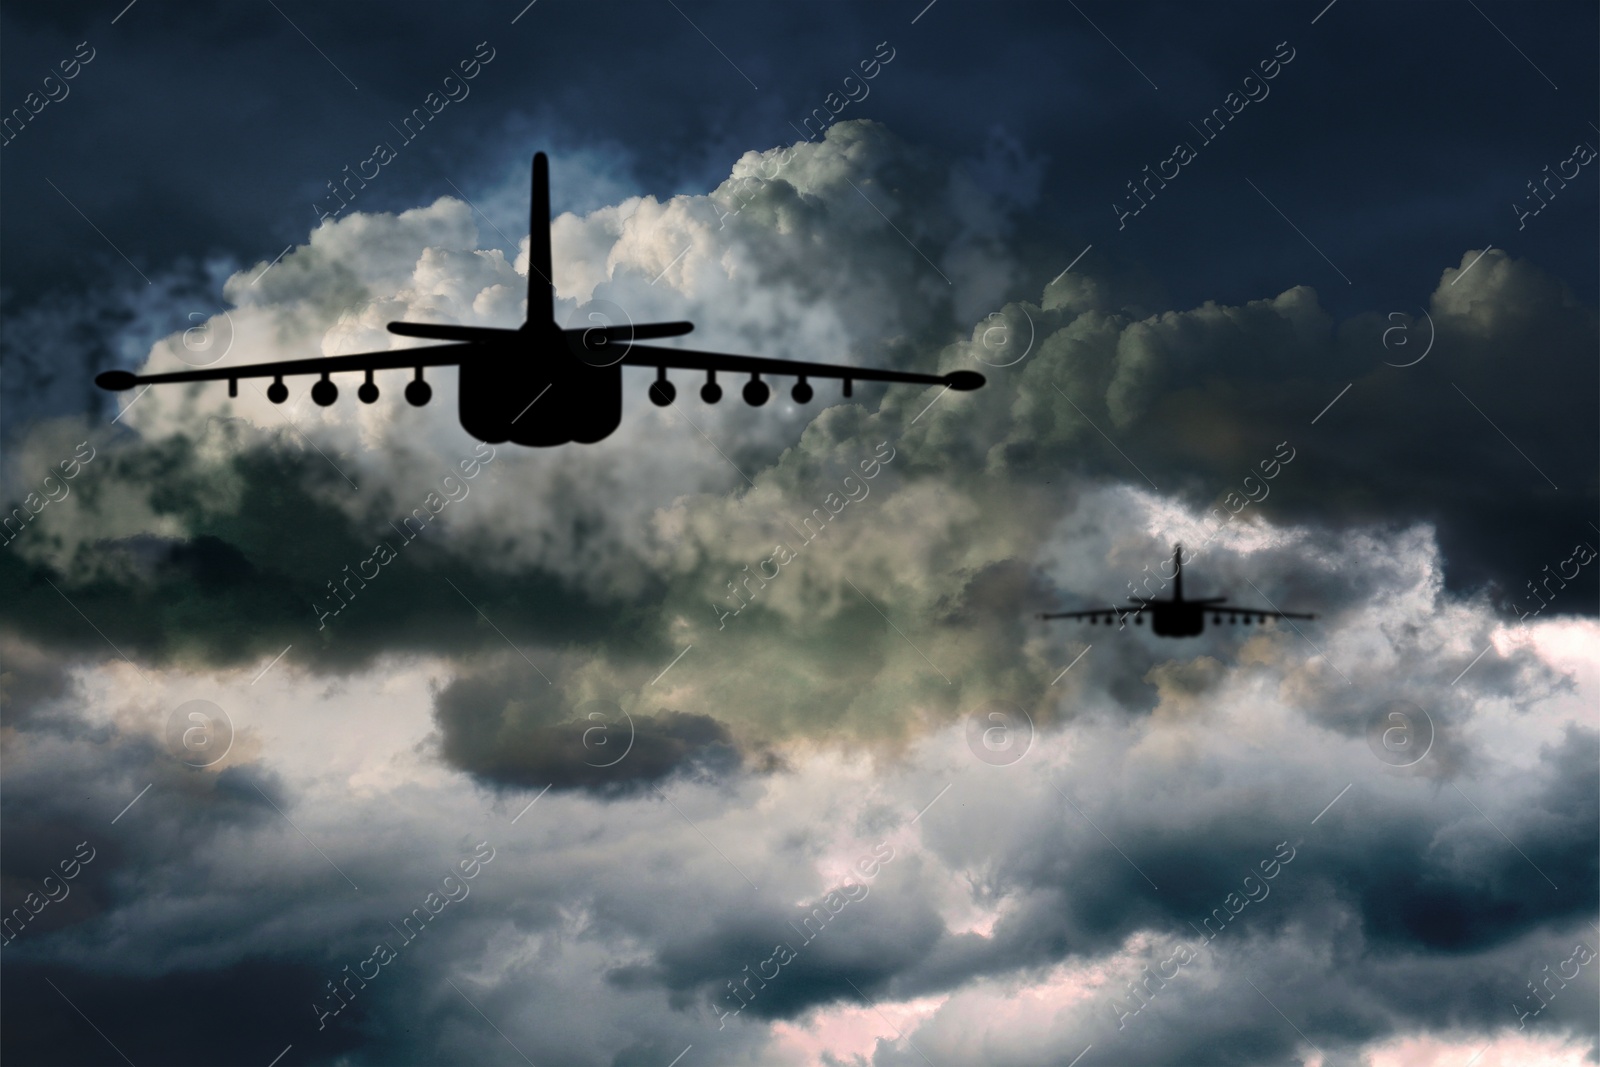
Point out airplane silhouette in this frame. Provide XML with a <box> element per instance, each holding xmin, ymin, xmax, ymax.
<box><xmin>95</xmin><ymin>152</ymin><xmax>984</xmax><ymax>446</ymax></box>
<box><xmin>1037</xmin><ymin>544</ymin><xmax>1314</xmax><ymax>637</ymax></box>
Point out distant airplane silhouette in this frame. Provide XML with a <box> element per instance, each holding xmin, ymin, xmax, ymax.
<box><xmin>96</xmin><ymin>152</ymin><xmax>984</xmax><ymax>446</ymax></box>
<box><xmin>1037</xmin><ymin>544</ymin><xmax>1315</xmax><ymax>637</ymax></box>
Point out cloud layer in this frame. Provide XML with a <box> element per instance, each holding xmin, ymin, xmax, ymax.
<box><xmin>3</xmin><ymin>123</ymin><xmax>1595</xmax><ymax>1066</ymax></box>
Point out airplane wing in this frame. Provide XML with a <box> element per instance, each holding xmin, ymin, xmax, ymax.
<box><xmin>1215</xmin><ymin>608</ymin><xmax>1316</xmax><ymax>621</ymax></box>
<box><xmin>1037</xmin><ymin>607</ymin><xmax>1133</xmax><ymax>620</ymax></box>
<box><xmin>95</xmin><ymin>331</ymin><xmax>985</xmax><ymax>398</ymax></box>
<box><xmin>94</xmin><ymin>343</ymin><xmax>480</xmax><ymax>392</ymax></box>
<box><xmin>1039</xmin><ymin>605</ymin><xmax>1315</xmax><ymax>621</ymax></box>
<box><xmin>615</xmin><ymin>343</ymin><xmax>985</xmax><ymax>392</ymax></box>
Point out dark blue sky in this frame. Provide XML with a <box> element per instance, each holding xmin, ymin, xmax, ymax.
<box><xmin>3</xmin><ymin>0</ymin><xmax>1595</xmax><ymax>324</ymax></box>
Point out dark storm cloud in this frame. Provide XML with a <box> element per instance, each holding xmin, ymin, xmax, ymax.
<box><xmin>433</xmin><ymin>655</ymin><xmax>745</xmax><ymax>793</ymax></box>
<box><xmin>975</xmin><ymin>249</ymin><xmax>1599</xmax><ymax>612</ymax></box>
<box><xmin>0</xmin><ymin>667</ymin><xmax>322</xmax><ymax>1052</ymax></box>
<box><xmin>0</xmin><ymin>631</ymin><xmax>76</xmax><ymax>727</ymax></box>
<box><xmin>1</xmin><ymin>958</ymin><xmax>366</xmax><ymax>1067</ymax></box>
<box><xmin>0</xmin><ymin>427</ymin><xmax>678</xmax><ymax>675</ymax></box>
<box><xmin>614</xmin><ymin>863</ymin><xmax>945</xmax><ymax>1023</ymax></box>
<box><xmin>1</xmin><ymin>677</ymin><xmax>542</xmax><ymax>1066</ymax></box>
<box><xmin>672</xmin><ymin>726</ymin><xmax>1592</xmax><ymax>1065</ymax></box>
<box><xmin>1</xmin><ymin>694</ymin><xmax>290</xmax><ymax>942</ymax></box>
<box><xmin>0</xmin><ymin>262</ymin><xmax>237</xmax><ymax>436</ymax></box>
<box><xmin>869</xmin><ymin>909</ymin><xmax>1596</xmax><ymax>1067</ymax></box>
<box><xmin>587</xmin><ymin>718</ymin><xmax>1597</xmax><ymax>1062</ymax></box>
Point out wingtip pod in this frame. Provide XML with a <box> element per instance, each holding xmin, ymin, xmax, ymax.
<box><xmin>945</xmin><ymin>370</ymin><xmax>985</xmax><ymax>391</ymax></box>
<box><xmin>96</xmin><ymin>370</ymin><xmax>138</xmax><ymax>391</ymax></box>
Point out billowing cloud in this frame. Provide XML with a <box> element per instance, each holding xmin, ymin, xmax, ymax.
<box><xmin>2</xmin><ymin>124</ymin><xmax>1595</xmax><ymax>1067</ymax></box>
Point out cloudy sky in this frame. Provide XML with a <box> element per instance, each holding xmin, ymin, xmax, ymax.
<box><xmin>2</xmin><ymin>2</ymin><xmax>1597</xmax><ymax>1065</ymax></box>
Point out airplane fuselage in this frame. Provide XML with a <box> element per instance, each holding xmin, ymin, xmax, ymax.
<box><xmin>1148</xmin><ymin>602</ymin><xmax>1205</xmax><ymax>637</ymax></box>
<box><xmin>458</xmin><ymin>326</ymin><xmax>622</xmax><ymax>446</ymax></box>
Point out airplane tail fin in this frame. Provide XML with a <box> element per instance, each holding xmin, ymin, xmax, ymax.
<box><xmin>528</xmin><ymin>152</ymin><xmax>554</xmax><ymax>325</ymax></box>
